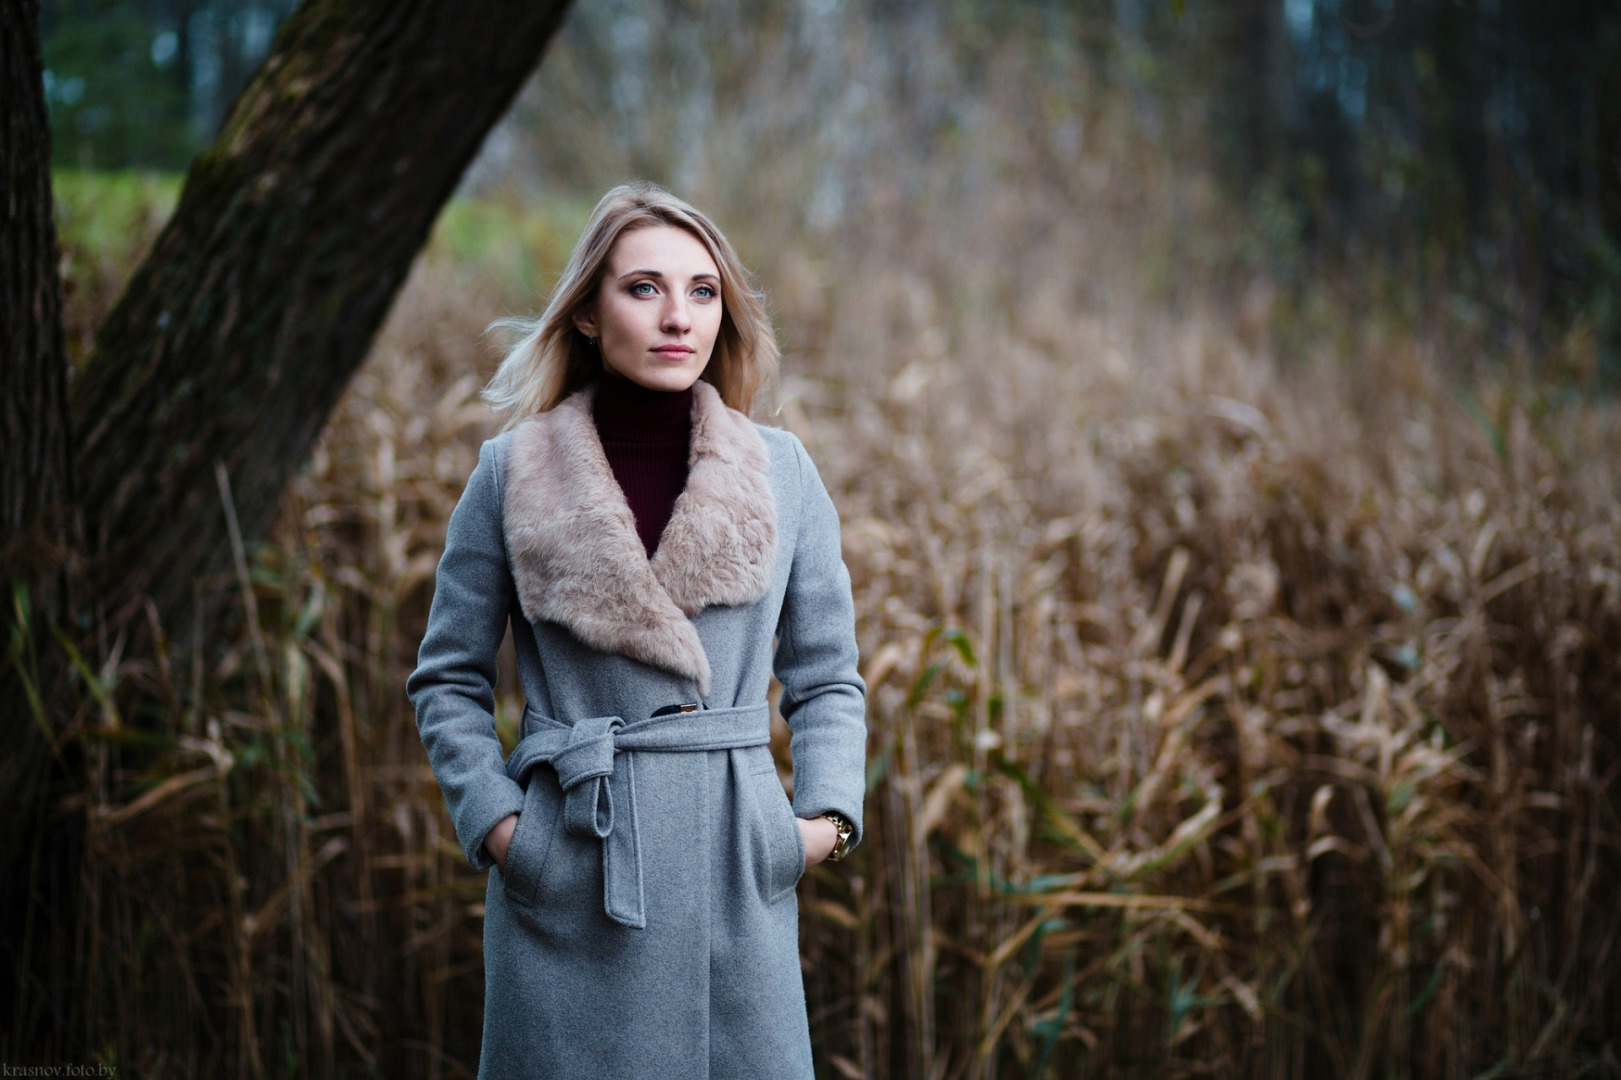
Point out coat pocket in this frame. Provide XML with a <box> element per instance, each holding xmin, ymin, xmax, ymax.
<box><xmin>501</xmin><ymin>770</ymin><xmax>562</xmax><ymax>908</ymax></box>
<box><xmin>747</xmin><ymin>763</ymin><xmax>806</xmax><ymax>905</ymax></box>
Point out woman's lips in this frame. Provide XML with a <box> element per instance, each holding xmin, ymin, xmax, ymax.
<box><xmin>651</xmin><ymin>345</ymin><xmax>695</xmax><ymax>359</ymax></box>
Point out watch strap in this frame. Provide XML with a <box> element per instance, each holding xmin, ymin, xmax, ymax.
<box><xmin>820</xmin><ymin>810</ymin><xmax>855</xmax><ymax>862</ymax></box>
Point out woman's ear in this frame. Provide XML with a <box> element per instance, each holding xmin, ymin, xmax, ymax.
<box><xmin>572</xmin><ymin>308</ymin><xmax>599</xmax><ymax>339</ymax></box>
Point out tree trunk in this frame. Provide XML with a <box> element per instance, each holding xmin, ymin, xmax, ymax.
<box><xmin>1</xmin><ymin>0</ymin><xmax>71</xmax><ymax>595</ymax></box>
<box><xmin>0</xmin><ymin>0</ymin><xmax>69</xmax><ymax>821</ymax></box>
<box><xmin>71</xmin><ymin>0</ymin><xmax>573</xmax><ymax>638</ymax></box>
<box><xmin>1</xmin><ymin>0</ymin><xmax>78</xmax><ymax>1049</ymax></box>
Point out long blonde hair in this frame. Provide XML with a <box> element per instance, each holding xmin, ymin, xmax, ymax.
<box><xmin>484</xmin><ymin>182</ymin><xmax>779</xmax><ymax>426</ymax></box>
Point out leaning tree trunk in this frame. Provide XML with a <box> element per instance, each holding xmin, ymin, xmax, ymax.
<box><xmin>1</xmin><ymin>0</ymin><xmax>78</xmax><ymax>1049</ymax></box>
<box><xmin>71</xmin><ymin>0</ymin><xmax>574</xmax><ymax>638</ymax></box>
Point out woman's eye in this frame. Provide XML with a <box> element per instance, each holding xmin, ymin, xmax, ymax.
<box><xmin>631</xmin><ymin>282</ymin><xmax>656</xmax><ymax>296</ymax></box>
<box><xmin>693</xmin><ymin>285</ymin><xmax>716</xmax><ymax>299</ymax></box>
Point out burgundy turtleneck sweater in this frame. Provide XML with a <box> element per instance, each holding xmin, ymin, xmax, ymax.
<box><xmin>593</xmin><ymin>373</ymin><xmax>693</xmax><ymax>558</ymax></box>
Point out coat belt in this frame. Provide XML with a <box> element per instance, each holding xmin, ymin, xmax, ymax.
<box><xmin>504</xmin><ymin>703</ymin><xmax>773</xmax><ymax>929</ymax></box>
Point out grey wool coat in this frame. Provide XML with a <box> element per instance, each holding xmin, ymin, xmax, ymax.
<box><xmin>407</xmin><ymin>380</ymin><xmax>867</xmax><ymax>1080</ymax></box>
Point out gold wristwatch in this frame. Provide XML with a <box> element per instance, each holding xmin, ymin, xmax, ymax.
<box><xmin>820</xmin><ymin>811</ymin><xmax>855</xmax><ymax>862</ymax></box>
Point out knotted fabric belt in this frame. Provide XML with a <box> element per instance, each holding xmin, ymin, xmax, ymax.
<box><xmin>504</xmin><ymin>703</ymin><xmax>773</xmax><ymax>929</ymax></box>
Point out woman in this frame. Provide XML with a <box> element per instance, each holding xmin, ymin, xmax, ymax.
<box><xmin>407</xmin><ymin>181</ymin><xmax>867</xmax><ymax>1080</ymax></box>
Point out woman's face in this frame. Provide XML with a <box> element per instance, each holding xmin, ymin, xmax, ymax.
<box><xmin>574</xmin><ymin>224</ymin><xmax>724</xmax><ymax>394</ymax></box>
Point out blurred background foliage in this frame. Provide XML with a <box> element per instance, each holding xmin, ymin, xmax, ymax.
<box><xmin>41</xmin><ymin>0</ymin><xmax>1621</xmax><ymax>378</ymax></box>
<box><xmin>31</xmin><ymin>0</ymin><xmax>1621</xmax><ymax>1077</ymax></box>
<box><xmin>40</xmin><ymin>0</ymin><xmax>296</xmax><ymax>170</ymax></box>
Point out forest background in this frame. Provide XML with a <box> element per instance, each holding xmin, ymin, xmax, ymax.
<box><xmin>6</xmin><ymin>0</ymin><xmax>1621</xmax><ymax>1077</ymax></box>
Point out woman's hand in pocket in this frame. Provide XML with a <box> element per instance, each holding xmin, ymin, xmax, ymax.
<box><xmin>797</xmin><ymin>816</ymin><xmax>838</xmax><ymax>870</ymax></box>
<box><xmin>485</xmin><ymin>813</ymin><xmax>520</xmax><ymax>870</ymax></box>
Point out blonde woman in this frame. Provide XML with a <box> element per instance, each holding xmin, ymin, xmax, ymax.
<box><xmin>407</xmin><ymin>182</ymin><xmax>866</xmax><ymax>1079</ymax></box>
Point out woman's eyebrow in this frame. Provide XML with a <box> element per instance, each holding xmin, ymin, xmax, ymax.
<box><xmin>615</xmin><ymin>269</ymin><xmax>721</xmax><ymax>281</ymax></box>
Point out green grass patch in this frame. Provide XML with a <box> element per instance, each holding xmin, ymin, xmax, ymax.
<box><xmin>51</xmin><ymin>168</ymin><xmax>587</xmax><ymax>289</ymax></box>
<box><xmin>52</xmin><ymin>168</ymin><xmax>182</xmax><ymax>268</ymax></box>
<box><xmin>428</xmin><ymin>193</ymin><xmax>594</xmax><ymax>296</ymax></box>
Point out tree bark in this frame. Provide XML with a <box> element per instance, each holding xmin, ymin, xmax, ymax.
<box><xmin>1</xmin><ymin>0</ymin><xmax>78</xmax><ymax>1048</ymax></box>
<box><xmin>1</xmin><ymin>0</ymin><xmax>71</xmax><ymax>591</ymax></box>
<box><xmin>0</xmin><ymin>0</ymin><xmax>71</xmax><ymax>848</ymax></box>
<box><xmin>71</xmin><ymin>0</ymin><xmax>573</xmax><ymax>637</ymax></box>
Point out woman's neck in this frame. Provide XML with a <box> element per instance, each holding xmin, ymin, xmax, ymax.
<box><xmin>593</xmin><ymin>370</ymin><xmax>694</xmax><ymax>443</ymax></box>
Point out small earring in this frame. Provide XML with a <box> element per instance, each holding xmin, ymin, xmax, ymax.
<box><xmin>587</xmin><ymin>336</ymin><xmax>598</xmax><ymax>347</ymax></box>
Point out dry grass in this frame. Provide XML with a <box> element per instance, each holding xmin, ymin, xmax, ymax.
<box><xmin>31</xmin><ymin>40</ymin><xmax>1621</xmax><ymax>1075</ymax></box>
<box><xmin>791</xmin><ymin>320</ymin><xmax>1621</xmax><ymax>1078</ymax></box>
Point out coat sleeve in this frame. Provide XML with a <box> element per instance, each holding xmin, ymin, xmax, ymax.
<box><xmin>406</xmin><ymin>438</ymin><xmax>527</xmax><ymax>871</ymax></box>
<box><xmin>774</xmin><ymin>434</ymin><xmax>869</xmax><ymax>849</ymax></box>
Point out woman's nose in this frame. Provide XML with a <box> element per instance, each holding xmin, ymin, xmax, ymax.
<box><xmin>661</xmin><ymin>296</ymin><xmax>692</xmax><ymax>334</ymax></box>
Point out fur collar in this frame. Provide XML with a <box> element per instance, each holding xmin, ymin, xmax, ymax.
<box><xmin>503</xmin><ymin>380</ymin><xmax>777</xmax><ymax>694</ymax></box>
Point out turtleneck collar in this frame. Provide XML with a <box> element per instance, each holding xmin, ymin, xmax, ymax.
<box><xmin>593</xmin><ymin>370</ymin><xmax>695</xmax><ymax>443</ymax></box>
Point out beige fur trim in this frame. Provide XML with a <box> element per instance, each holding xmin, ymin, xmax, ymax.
<box><xmin>651</xmin><ymin>382</ymin><xmax>778</xmax><ymax>614</ymax></box>
<box><xmin>503</xmin><ymin>381</ymin><xmax>777</xmax><ymax>693</ymax></box>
